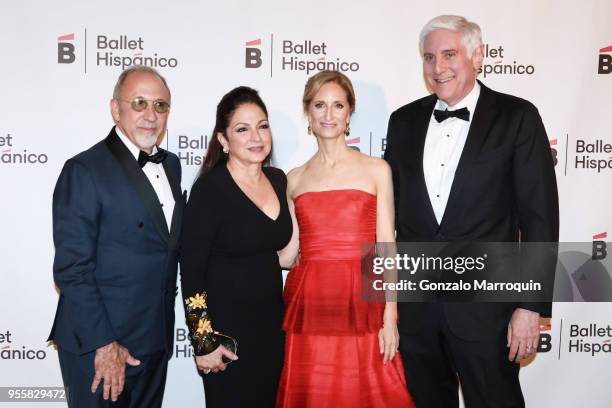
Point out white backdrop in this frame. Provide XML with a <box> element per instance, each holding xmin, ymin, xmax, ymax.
<box><xmin>1</xmin><ymin>1</ymin><xmax>611</xmax><ymax>407</ymax></box>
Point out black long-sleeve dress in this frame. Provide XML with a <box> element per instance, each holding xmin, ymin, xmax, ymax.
<box><xmin>180</xmin><ymin>164</ymin><xmax>292</xmax><ymax>408</ymax></box>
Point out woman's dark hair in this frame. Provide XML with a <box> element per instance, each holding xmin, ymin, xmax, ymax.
<box><xmin>201</xmin><ymin>86</ymin><xmax>269</xmax><ymax>176</ymax></box>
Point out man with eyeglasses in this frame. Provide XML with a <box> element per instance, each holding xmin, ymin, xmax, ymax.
<box><xmin>48</xmin><ymin>65</ymin><xmax>183</xmax><ymax>407</ymax></box>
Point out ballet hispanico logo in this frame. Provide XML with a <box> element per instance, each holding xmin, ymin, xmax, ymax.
<box><xmin>95</xmin><ymin>34</ymin><xmax>179</xmax><ymax>70</ymax></box>
<box><xmin>245</xmin><ymin>38</ymin><xmax>263</xmax><ymax>68</ymax></box>
<box><xmin>56</xmin><ymin>29</ymin><xmax>179</xmax><ymax>72</ymax></box>
<box><xmin>0</xmin><ymin>133</ymin><xmax>49</xmax><ymax>165</ymax></box>
<box><xmin>176</xmin><ymin>133</ymin><xmax>209</xmax><ymax>167</ymax></box>
<box><xmin>549</xmin><ymin>138</ymin><xmax>558</xmax><ymax>167</ymax></box>
<box><xmin>347</xmin><ymin>136</ymin><xmax>361</xmax><ymax>152</ymax></box>
<box><xmin>538</xmin><ymin>323</ymin><xmax>552</xmax><ymax>353</ymax></box>
<box><xmin>598</xmin><ymin>45</ymin><xmax>612</xmax><ymax>74</ymax></box>
<box><xmin>574</xmin><ymin>138</ymin><xmax>612</xmax><ymax>173</ymax></box>
<box><xmin>592</xmin><ymin>232</ymin><xmax>607</xmax><ymax>261</ymax></box>
<box><xmin>174</xmin><ymin>328</ymin><xmax>195</xmax><ymax>358</ymax></box>
<box><xmin>479</xmin><ymin>44</ymin><xmax>535</xmax><ymax>78</ymax></box>
<box><xmin>567</xmin><ymin>323</ymin><xmax>612</xmax><ymax>357</ymax></box>
<box><xmin>281</xmin><ymin>39</ymin><xmax>360</xmax><ymax>75</ymax></box>
<box><xmin>57</xmin><ymin>33</ymin><xmax>76</xmax><ymax>64</ymax></box>
<box><xmin>1</xmin><ymin>330</ymin><xmax>48</xmax><ymax>360</ymax></box>
<box><xmin>243</xmin><ymin>34</ymin><xmax>361</xmax><ymax>77</ymax></box>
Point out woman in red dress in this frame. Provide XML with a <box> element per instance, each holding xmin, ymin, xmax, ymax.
<box><xmin>276</xmin><ymin>71</ymin><xmax>415</xmax><ymax>407</ymax></box>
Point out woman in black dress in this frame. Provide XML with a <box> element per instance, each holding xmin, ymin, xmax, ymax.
<box><xmin>180</xmin><ymin>86</ymin><xmax>292</xmax><ymax>407</ymax></box>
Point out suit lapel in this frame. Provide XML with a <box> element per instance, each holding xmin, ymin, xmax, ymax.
<box><xmin>414</xmin><ymin>96</ymin><xmax>441</xmax><ymax>228</ymax></box>
<box><xmin>163</xmin><ymin>159</ymin><xmax>183</xmax><ymax>249</ymax></box>
<box><xmin>439</xmin><ymin>82</ymin><xmax>498</xmax><ymax>228</ymax></box>
<box><xmin>105</xmin><ymin>127</ymin><xmax>170</xmax><ymax>244</ymax></box>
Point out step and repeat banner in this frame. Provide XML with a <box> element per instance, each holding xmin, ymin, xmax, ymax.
<box><xmin>1</xmin><ymin>0</ymin><xmax>611</xmax><ymax>406</ymax></box>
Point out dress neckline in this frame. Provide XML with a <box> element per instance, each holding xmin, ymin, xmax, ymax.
<box><xmin>293</xmin><ymin>188</ymin><xmax>376</xmax><ymax>202</ymax></box>
<box><xmin>224</xmin><ymin>165</ymin><xmax>282</xmax><ymax>222</ymax></box>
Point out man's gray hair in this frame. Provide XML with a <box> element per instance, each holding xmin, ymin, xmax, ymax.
<box><xmin>112</xmin><ymin>65</ymin><xmax>171</xmax><ymax>100</ymax></box>
<box><xmin>419</xmin><ymin>15</ymin><xmax>482</xmax><ymax>57</ymax></box>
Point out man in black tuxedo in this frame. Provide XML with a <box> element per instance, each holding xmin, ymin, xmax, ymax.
<box><xmin>48</xmin><ymin>66</ymin><xmax>183</xmax><ymax>407</ymax></box>
<box><xmin>384</xmin><ymin>15</ymin><xmax>559</xmax><ymax>407</ymax></box>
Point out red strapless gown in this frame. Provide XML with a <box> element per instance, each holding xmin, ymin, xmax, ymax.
<box><xmin>276</xmin><ymin>189</ymin><xmax>415</xmax><ymax>408</ymax></box>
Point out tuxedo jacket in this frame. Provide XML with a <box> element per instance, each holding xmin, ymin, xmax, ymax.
<box><xmin>48</xmin><ymin>127</ymin><xmax>184</xmax><ymax>356</ymax></box>
<box><xmin>384</xmin><ymin>82</ymin><xmax>559</xmax><ymax>340</ymax></box>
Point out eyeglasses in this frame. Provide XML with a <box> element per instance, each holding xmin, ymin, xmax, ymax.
<box><xmin>116</xmin><ymin>97</ymin><xmax>171</xmax><ymax>114</ymax></box>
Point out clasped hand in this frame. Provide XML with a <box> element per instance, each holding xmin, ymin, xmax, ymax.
<box><xmin>195</xmin><ymin>345</ymin><xmax>238</xmax><ymax>374</ymax></box>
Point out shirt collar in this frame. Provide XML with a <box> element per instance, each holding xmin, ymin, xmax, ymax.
<box><xmin>435</xmin><ymin>81</ymin><xmax>481</xmax><ymax>115</ymax></box>
<box><xmin>114</xmin><ymin>126</ymin><xmax>157</xmax><ymax>161</ymax></box>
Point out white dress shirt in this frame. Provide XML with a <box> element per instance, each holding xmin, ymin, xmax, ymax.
<box><xmin>116</xmin><ymin>128</ymin><xmax>175</xmax><ymax>231</ymax></box>
<box><xmin>423</xmin><ymin>82</ymin><xmax>481</xmax><ymax>224</ymax></box>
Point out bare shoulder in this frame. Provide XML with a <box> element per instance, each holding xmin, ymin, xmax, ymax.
<box><xmin>359</xmin><ymin>155</ymin><xmax>392</xmax><ymax>196</ymax></box>
<box><xmin>286</xmin><ymin>164</ymin><xmax>306</xmax><ymax>197</ymax></box>
<box><xmin>357</xmin><ymin>153</ymin><xmax>391</xmax><ymax>177</ymax></box>
<box><xmin>287</xmin><ymin>164</ymin><xmax>307</xmax><ymax>182</ymax></box>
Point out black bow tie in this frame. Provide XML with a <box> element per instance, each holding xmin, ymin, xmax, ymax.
<box><xmin>433</xmin><ymin>107</ymin><xmax>470</xmax><ymax>123</ymax></box>
<box><xmin>138</xmin><ymin>148</ymin><xmax>167</xmax><ymax>168</ymax></box>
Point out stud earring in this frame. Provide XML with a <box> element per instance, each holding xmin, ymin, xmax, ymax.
<box><xmin>222</xmin><ymin>146</ymin><xmax>229</xmax><ymax>154</ymax></box>
<box><xmin>307</xmin><ymin>125</ymin><xmax>312</xmax><ymax>135</ymax></box>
